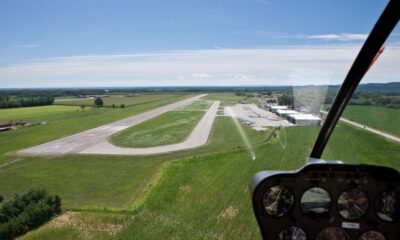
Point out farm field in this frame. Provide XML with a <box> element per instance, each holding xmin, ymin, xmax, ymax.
<box><xmin>342</xmin><ymin>105</ymin><xmax>400</xmax><ymax>136</ymax></box>
<box><xmin>110</xmin><ymin>110</ymin><xmax>206</xmax><ymax>148</ymax></box>
<box><xmin>55</xmin><ymin>93</ymin><xmax>189</xmax><ymax>107</ymax></box>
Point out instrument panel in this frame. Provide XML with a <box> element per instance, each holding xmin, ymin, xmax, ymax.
<box><xmin>250</xmin><ymin>162</ymin><xmax>400</xmax><ymax>240</ymax></box>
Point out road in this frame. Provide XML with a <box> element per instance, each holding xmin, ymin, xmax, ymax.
<box><xmin>80</xmin><ymin>101</ymin><xmax>220</xmax><ymax>155</ymax></box>
<box><xmin>321</xmin><ymin>110</ymin><xmax>400</xmax><ymax>143</ymax></box>
<box><xmin>18</xmin><ymin>94</ymin><xmax>209</xmax><ymax>155</ymax></box>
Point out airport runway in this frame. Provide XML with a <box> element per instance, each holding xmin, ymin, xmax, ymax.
<box><xmin>18</xmin><ymin>94</ymin><xmax>211</xmax><ymax>155</ymax></box>
<box><xmin>80</xmin><ymin>101</ymin><xmax>219</xmax><ymax>155</ymax></box>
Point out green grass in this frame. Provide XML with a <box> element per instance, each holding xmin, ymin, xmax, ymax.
<box><xmin>177</xmin><ymin>100</ymin><xmax>212</xmax><ymax>110</ymax></box>
<box><xmin>55</xmin><ymin>93</ymin><xmax>188</xmax><ymax>107</ymax></box>
<box><xmin>115</xmin><ymin>123</ymin><xmax>399</xmax><ymax>240</ymax></box>
<box><xmin>2</xmin><ymin>92</ymin><xmax>399</xmax><ymax>239</ymax></box>
<box><xmin>111</xmin><ymin>111</ymin><xmax>205</xmax><ymax>148</ymax></box>
<box><xmin>0</xmin><ymin>117</ymin><xmax>268</xmax><ymax>210</ymax></box>
<box><xmin>6</xmin><ymin>122</ymin><xmax>400</xmax><ymax>239</ymax></box>
<box><xmin>342</xmin><ymin>105</ymin><xmax>400</xmax><ymax>136</ymax></box>
<box><xmin>19</xmin><ymin>212</ymin><xmax>130</xmax><ymax>240</ymax></box>
<box><xmin>0</xmin><ymin>105</ymin><xmax>82</xmax><ymax>122</ymax></box>
<box><xmin>203</xmin><ymin>93</ymin><xmax>244</xmax><ymax>106</ymax></box>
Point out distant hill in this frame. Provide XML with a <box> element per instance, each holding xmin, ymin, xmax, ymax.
<box><xmin>356</xmin><ymin>82</ymin><xmax>400</xmax><ymax>93</ymax></box>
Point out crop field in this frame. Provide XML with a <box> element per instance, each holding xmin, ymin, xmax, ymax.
<box><xmin>111</xmin><ymin>111</ymin><xmax>206</xmax><ymax>148</ymax></box>
<box><xmin>1</xmin><ymin>93</ymin><xmax>399</xmax><ymax>240</ymax></box>
<box><xmin>342</xmin><ymin>105</ymin><xmax>400</xmax><ymax>136</ymax></box>
<box><xmin>55</xmin><ymin>93</ymin><xmax>188</xmax><ymax>107</ymax></box>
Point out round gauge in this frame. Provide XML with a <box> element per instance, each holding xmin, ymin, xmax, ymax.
<box><xmin>337</xmin><ymin>189</ymin><xmax>369</xmax><ymax>220</ymax></box>
<box><xmin>263</xmin><ymin>185</ymin><xmax>294</xmax><ymax>217</ymax></box>
<box><xmin>301</xmin><ymin>187</ymin><xmax>331</xmax><ymax>215</ymax></box>
<box><xmin>278</xmin><ymin>226</ymin><xmax>307</xmax><ymax>240</ymax></box>
<box><xmin>316</xmin><ymin>227</ymin><xmax>349</xmax><ymax>240</ymax></box>
<box><xmin>358</xmin><ymin>230</ymin><xmax>386</xmax><ymax>240</ymax></box>
<box><xmin>375</xmin><ymin>190</ymin><xmax>400</xmax><ymax>222</ymax></box>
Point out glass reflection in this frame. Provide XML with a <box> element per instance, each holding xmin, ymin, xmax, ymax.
<box><xmin>278</xmin><ymin>226</ymin><xmax>307</xmax><ymax>240</ymax></box>
<box><xmin>263</xmin><ymin>185</ymin><xmax>294</xmax><ymax>217</ymax></box>
<box><xmin>358</xmin><ymin>230</ymin><xmax>386</xmax><ymax>240</ymax></box>
<box><xmin>376</xmin><ymin>190</ymin><xmax>400</xmax><ymax>222</ymax></box>
<box><xmin>316</xmin><ymin>227</ymin><xmax>349</xmax><ymax>240</ymax></box>
<box><xmin>301</xmin><ymin>187</ymin><xmax>331</xmax><ymax>214</ymax></box>
<box><xmin>337</xmin><ymin>189</ymin><xmax>369</xmax><ymax>220</ymax></box>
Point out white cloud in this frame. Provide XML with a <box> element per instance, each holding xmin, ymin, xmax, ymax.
<box><xmin>0</xmin><ymin>44</ymin><xmax>398</xmax><ymax>88</ymax></box>
<box><xmin>307</xmin><ymin>33</ymin><xmax>368</xmax><ymax>41</ymax></box>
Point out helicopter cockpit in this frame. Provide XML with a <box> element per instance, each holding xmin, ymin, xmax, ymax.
<box><xmin>251</xmin><ymin>1</ymin><xmax>400</xmax><ymax>239</ymax></box>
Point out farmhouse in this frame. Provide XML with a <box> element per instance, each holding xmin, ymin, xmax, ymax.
<box><xmin>287</xmin><ymin>114</ymin><xmax>321</xmax><ymax>126</ymax></box>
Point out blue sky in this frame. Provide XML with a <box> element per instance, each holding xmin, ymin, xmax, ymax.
<box><xmin>0</xmin><ymin>0</ymin><xmax>398</xmax><ymax>87</ymax></box>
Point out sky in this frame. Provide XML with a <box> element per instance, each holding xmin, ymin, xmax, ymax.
<box><xmin>0</xmin><ymin>0</ymin><xmax>398</xmax><ymax>88</ymax></box>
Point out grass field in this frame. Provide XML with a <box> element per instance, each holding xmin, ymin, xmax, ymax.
<box><xmin>55</xmin><ymin>93</ymin><xmax>188</xmax><ymax>107</ymax></box>
<box><xmin>1</xmin><ymin>93</ymin><xmax>399</xmax><ymax>239</ymax></box>
<box><xmin>0</xmin><ymin>105</ymin><xmax>83</xmax><ymax>122</ymax></box>
<box><xmin>203</xmin><ymin>93</ymin><xmax>245</xmax><ymax>106</ymax></box>
<box><xmin>342</xmin><ymin>105</ymin><xmax>400</xmax><ymax>136</ymax></box>
<box><xmin>110</xmin><ymin>110</ymin><xmax>206</xmax><ymax>148</ymax></box>
<box><xmin>0</xmin><ymin>117</ymin><xmax>268</xmax><ymax>210</ymax></box>
<box><xmin>5</xmin><ymin>121</ymin><xmax>399</xmax><ymax>239</ymax></box>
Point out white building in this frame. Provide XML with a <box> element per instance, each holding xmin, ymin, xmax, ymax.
<box><xmin>287</xmin><ymin>114</ymin><xmax>321</xmax><ymax>126</ymax></box>
<box><xmin>276</xmin><ymin>109</ymin><xmax>299</xmax><ymax>117</ymax></box>
<box><xmin>269</xmin><ymin>105</ymin><xmax>288</xmax><ymax>113</ymax></box>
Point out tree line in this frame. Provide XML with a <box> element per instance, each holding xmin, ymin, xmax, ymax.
<box><xmin>0</xmin><ymin>189</ymin><xmax>61</xmax><ymax>240</ymax></box>
<box><xmin>0</xmin><ymin>96</ymin><xmax>54</xmax><ymax>109</ymax></box>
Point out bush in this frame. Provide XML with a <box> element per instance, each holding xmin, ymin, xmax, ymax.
<box><xmin>0</xmin><ymin>189</ymin><xmax>61</xmax><ymax>240</ymax></box>
<box><xmin>94</xmin><ymin>97</ymin><xmax>103</xmax><ymax>107</ymax></box>
<box><xmin>120</xmin><ymin>104</ymin><xmax>125</xmax><ymax>108</ymax></box>
<box><xmin>0</xmin><ymin>195</ymin><xmax>3</xmax><ymax>203</ymax></box>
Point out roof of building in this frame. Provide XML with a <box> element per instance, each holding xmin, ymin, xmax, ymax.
<box><xmin>288</xmin><ymin>114</ymin><xmax>321</xmax><ymax>120</ymax></box>
<box><xmin>270</xmin><ymin>105</ymin><xmax>288</xmax><ymax>110</ymax></box>
<box><xmin>277</xmin><ymin>109</ymin><xmax>298</xmax><ymax>114</ymax></box>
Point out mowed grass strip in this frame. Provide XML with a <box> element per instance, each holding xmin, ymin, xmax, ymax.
<box><xmin>110</xmin><ymin>111</ymin><xmax>205</xmax><ymax>148</ymax></box>
<box><xmin>55</xmin><ymin>93</ymin><xmax>188</xmax><ymax>107</ymax></box>
<box><xmin>342</xmin><ymin>105</ymin><xmax>400</xmax><ymax>136</ymax></box>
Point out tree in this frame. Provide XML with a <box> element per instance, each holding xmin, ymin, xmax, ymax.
<box><xmin>120</xmin><ymin>104</ymin><xmax>125</xmax><ymax>108</ymax></box>
<box><xmin>0</xmin><ymin>194</ymin><xmax>3</xmax><ymax>203</ymax></box>
<box><xmin>80</xmin><ymin>104</ymin><xmax>85</xmax><ymax>110</ymax></box>
<box><xmin>112</xmin><ymin>104</ymin><xmax>115</xmax><ymax>108</ymax></box>
<box><xmin>94</xmin><ymin>98</ymin><xmax>103</xmax><ymax>107</ymax></box>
